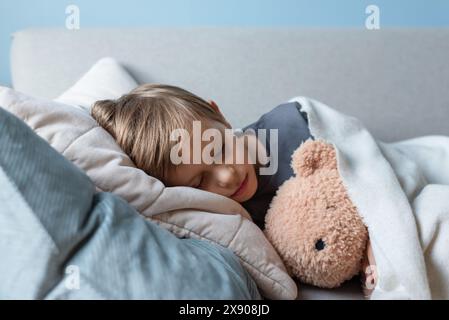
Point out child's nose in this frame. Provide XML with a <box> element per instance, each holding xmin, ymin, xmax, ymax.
<box><xmin>216</xmin><ymin>165</ymin><xmax>239</xmax><ymax>189</ymax></box>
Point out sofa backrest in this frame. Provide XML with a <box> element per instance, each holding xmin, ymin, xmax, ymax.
<box><xmin>10</xmin><ymin>27</ymin><xmax>449</xmax><ymax>141</ymax></box>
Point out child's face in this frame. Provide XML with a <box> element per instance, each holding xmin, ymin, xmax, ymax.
<box><xmin>164</xmin><ymin>119</ymin><xmax>258</xmax><ymax>203</ymax></box>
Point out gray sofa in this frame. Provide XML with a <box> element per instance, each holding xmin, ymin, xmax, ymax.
<box><xmin>11</xmin><ymin>28</ymin><xmax>449</xmax><ymax>142</ymax></box>
<box><xmin>9</xmin><ymin>27</ymin><xmax>449</xmax><ymax>299</ymax></box>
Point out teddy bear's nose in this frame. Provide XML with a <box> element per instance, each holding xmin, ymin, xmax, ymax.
<box><xmin>315</xmin><ymin>239</ymin><xmax>325</xmax><ymax>251</ymax></box>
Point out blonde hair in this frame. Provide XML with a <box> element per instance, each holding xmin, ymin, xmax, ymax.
<box><xmin>91</xmin><ymin>83</ymin><xmax>230</xmax><ymax>181</ymax></box>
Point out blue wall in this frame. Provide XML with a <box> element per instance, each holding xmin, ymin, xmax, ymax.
<box><xmin>1</xmin><ymin>0</ymin><xmax>449</xmax><ymax>86</ymax></box>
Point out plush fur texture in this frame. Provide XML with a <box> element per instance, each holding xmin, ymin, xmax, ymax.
<box><xmin>264</xmin><ymin>139</ymin><xmax>368</xmax><ymax>288</ymax></box>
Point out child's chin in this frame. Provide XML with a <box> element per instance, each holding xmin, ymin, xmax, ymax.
<box><xmin>241</xmin><ymin>184</ymin><xmax>257</xmax><ymax>202</ymax></box>
<box><xmin>234</xmin><ymin>191</ymin><xmax>251</xmax><ymax>203</ymax></box>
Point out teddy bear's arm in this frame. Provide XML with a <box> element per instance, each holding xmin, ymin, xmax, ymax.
<box><xmin>360</xmin><ymin>240</ymin><xmax>377</xmax><ymax>298</ymax></box>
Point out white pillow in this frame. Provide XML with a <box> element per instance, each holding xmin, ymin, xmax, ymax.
<box><xmin>55</xmin><ymin>57</ymin><xmax>138</xmax><ymax>111</ymax></box>
<box><xmin>0</xmin><ymin>59</ymin><xmax>298</xmax><ymax>299</ymax></box>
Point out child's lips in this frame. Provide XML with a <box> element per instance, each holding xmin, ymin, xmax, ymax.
<box><xmin>231</xmin><ymin>174</ymin><xmax>248</xmax><ymax>198</ymax></box>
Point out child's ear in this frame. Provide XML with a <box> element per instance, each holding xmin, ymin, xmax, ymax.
<box><xmin>209</xmin><ymin>100</ymin><xmax>231</xmax><ymax>128</ymax></box>
<box><xmin>209</xmin><ymin>100</ymin><xmax>225</xmax><ymax>118</ymax></box>
<box><xmin>209</xmin><ymin>100</ymin><xmax>219</xmax><ymax>113</ymax></box>
<box><xmin>291</xmin><ymin>139</ymin><xmax>337</xmax><ymax>177</ymax></box>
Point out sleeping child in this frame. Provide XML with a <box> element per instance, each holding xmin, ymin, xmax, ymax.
<box><xmin>91</xmin><ymin>83</ymin><xmax>311</xmax><ymax>226</ymax></box>
<box><xmin>91</xmin><ymin>83</ymin><xmax>376</xmax><ymax>294</ymax></box>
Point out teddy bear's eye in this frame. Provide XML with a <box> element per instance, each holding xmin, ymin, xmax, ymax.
<box><xmin>315</xmin><ymin>239</ymin><xmax>326</xmax><ymax>251</ymax></box>
<box><xmin>326</xmin><ymin>204</ymin><xmax>337</xmax><ymax>210</ymax></box>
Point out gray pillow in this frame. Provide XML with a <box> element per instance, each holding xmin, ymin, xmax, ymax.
<box><xmin>0</xmin><ymin>106</ymin><xmax>260</xmax><ymax>299</ymax></box>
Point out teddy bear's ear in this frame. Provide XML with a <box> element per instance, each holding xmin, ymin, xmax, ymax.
<box><xmin>291</xmin><ymin>139</ymin><xmax>337</xmax><ymax>177</ymax></box>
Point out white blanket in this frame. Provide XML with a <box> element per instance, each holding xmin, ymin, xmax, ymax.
<box><xmin>291</xmin><ymin>96</ymin><xmax>449</xmax><ymax>299</ymax></box>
